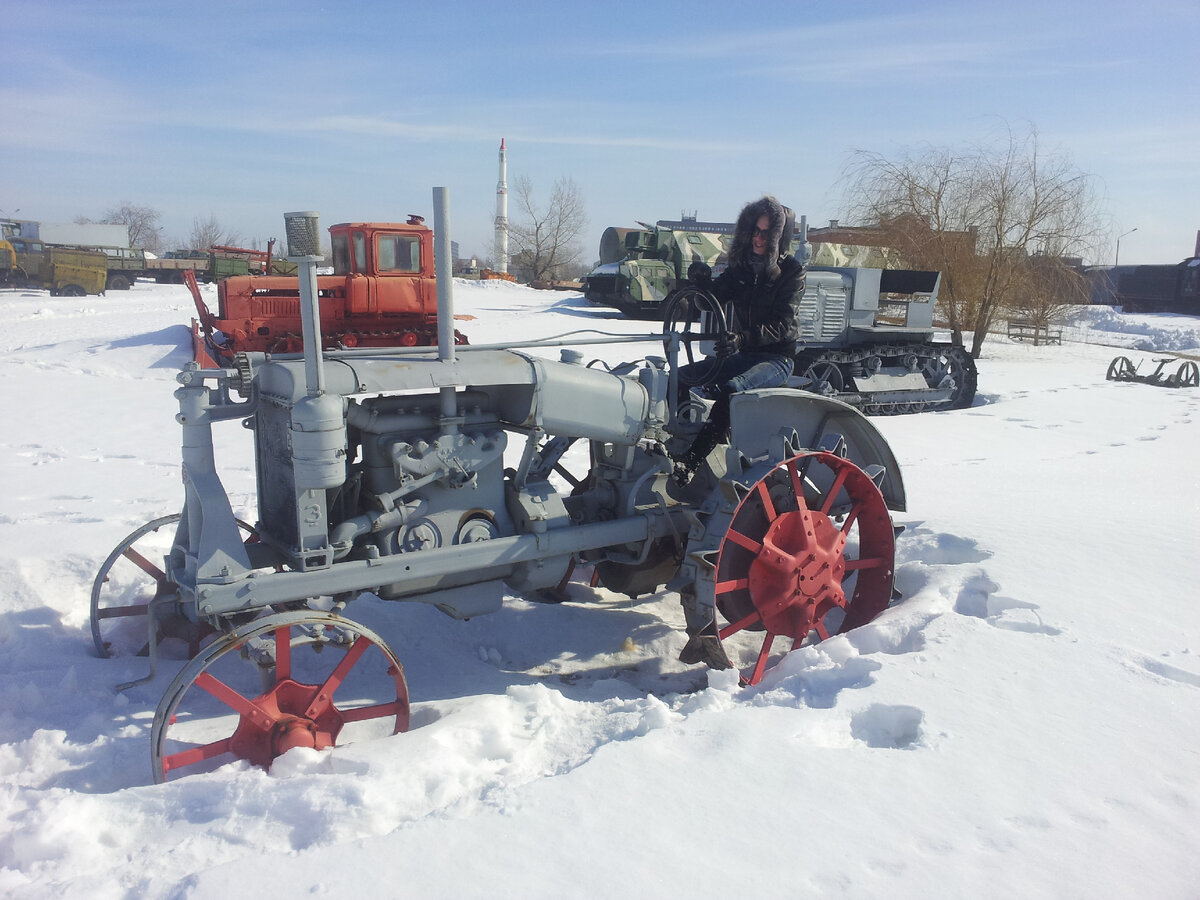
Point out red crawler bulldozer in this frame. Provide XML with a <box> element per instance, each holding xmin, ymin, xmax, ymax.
<box><xmin>188</xmin><ymin>217</ymin><xmax>467</xmax><ymax>366</ymax></box>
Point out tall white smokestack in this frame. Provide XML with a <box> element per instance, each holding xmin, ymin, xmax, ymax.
<box><xmin>494</xmin><ymin>138</ymin><xmax>508</xmax><ymax>274</ymax></box>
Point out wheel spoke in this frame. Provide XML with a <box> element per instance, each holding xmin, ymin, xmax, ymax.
<box><xmin>305</xmin><ymin>636</ymin><xmax>371</xmax><ymax>718</ymax></box>
<box><xmin>718</xmin><ymin>609</ymin><xmax>763</xmax><ymax>639</ymax></box>
<box><xmin>840</xmin><ymin>499</ymin><xmax>865</xmax><ymax>533</ymax></box>
<box><xmin>715</xmin><ymin>577</ymin><xmax>750</xmax><ymax>595</ymax></box>
<box><xmin>274</xmin><ymin>626</ymin><xmax>291</xmax><ymax>683</ymax></box>
<box><xmin>95</xmin><ymin>603</ymin><xmax>150</xmax><ymax>620</ymax></box>
<box><xmin>723</xmin><ymin>527</ymin><xmax>762</xmax><ymax>553</ymax></box>
<box><xmin>746</xmin><ymin>633</ymin><xmax>777</xmax><ymax>686</ymax></box>
<box><xmin>755</xmin><ymin>480</ymin><xmax>778</xmax><ymax>521</ymax></box>
<box><xmin>162</xmin><ymin>736</ymin><xmax>233</xmax><ymax>774</ymax></box>
<box><xmin>819</xmin><ymin>468</ymin><xmax>849</xmax><ymax>515</ymax></box>
<box><xmin>845</xmin><ymin>556</ymin><xmax>888</xmax><ymax>571</ymax></box>
<box><xmin>340</xmin><ymin>699</ymin><xmax>406</xmax><ymax>724</ymax></box>
<box><xmin>786</xmin><ymin>459</ymin><xmax>806</xmax><ymax>503</ymax></box>
<box><xmin>194</xmin><ymin>672</ymin><xmax>274</xmax><ymax>729</ymax></box>
<box><xmin>123</xmin><ymin>546</ymin><xmax>166</xmax><ymax>582</ymax></box>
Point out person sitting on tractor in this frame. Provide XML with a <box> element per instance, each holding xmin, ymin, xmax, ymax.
<box><xmin>672</xmin><ymin>195</ymin><xmax>805</xmax><ymax>483</ymax></box>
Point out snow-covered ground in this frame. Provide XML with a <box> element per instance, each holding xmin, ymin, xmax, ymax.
<box><xmin>1</xmin><ymin>279</ymin><xmax>1198</xmax><ymax>899</ymax></box>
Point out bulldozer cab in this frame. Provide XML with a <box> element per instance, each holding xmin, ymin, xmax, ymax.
<box><xmin>329</xmin><ymin>223</ymin><xmax>433</xmax><ymax>277</ymax></box>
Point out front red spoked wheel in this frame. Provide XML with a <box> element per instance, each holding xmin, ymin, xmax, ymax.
<box><xmin>714</xmin><ymin>452</ymin><xmax>895</xmax><ymax>685</ymax></box>
<box><xmin>151</xmin><ymin>610</ymin><xmax>410</xmax><ymax>783</ymax></box>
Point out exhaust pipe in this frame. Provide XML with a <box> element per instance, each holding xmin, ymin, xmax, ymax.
<box><xmin>283</xmin><ymin>211</ymin><xmax>345</xmax><ymax>492</ymax></box>
<box><xmin>283</xmin><ymin>211</ymin><xmax>325</xmax><ymax>398</ymax></box>
<box><xmin>432</xmin><ymin>187</ymin><xmax>457</xmax><ymax>420</ymax></box>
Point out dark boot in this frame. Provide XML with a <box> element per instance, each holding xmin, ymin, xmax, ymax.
<box><xmin>679</xmin><ymin>622</ymin><xmax>734</xmax><ymax>670</ymax></box>
<box><xmin>672</xmin><ymin>390</ymin><xmax>731</xmax><ymax>484</ymax></box>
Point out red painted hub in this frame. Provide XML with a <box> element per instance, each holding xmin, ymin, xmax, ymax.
<box><xmin>748</xmin><ymin>507</ymin><xmax>847</xmax><ymax>639</ymax></box>
<box><xmin>714</xmin><ymin>451</ymin><xmax>896</xmax><ymax>685</ymax></box>
<box><xmin>228</xmin><ymin>679</ymin><xmax>345</xmax><ymax>768</ymax></box>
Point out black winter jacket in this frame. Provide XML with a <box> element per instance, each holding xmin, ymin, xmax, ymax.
<box><xmin>712</xmin><ymin>254</ymin><xmax>804</xmax><ymax>357</ymax></box>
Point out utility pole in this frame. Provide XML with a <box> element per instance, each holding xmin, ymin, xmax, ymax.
<box><xmin>1115</xmin><ymin>227</ymin><xmax>1137</xmax><ymax>266</ymax></box>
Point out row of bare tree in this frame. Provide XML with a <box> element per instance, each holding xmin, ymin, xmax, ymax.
<box><xmin>79</xmin><ymin>186</ymin><xmax>591</xmax><ymax>283</ymax></box>
<box><xmin>74</xmin><ymin>204</ymin><xmax>244</xmax><ymax>253</ymax></box>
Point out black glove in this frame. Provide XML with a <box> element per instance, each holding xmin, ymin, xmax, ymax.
<box><xmin>714</xmin><ymin>331</ymin><xmax>743</xmax><ymax>357</ymax></box>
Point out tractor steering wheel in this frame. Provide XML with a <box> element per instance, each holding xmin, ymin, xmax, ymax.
<box><xmin>661</xmin><ymin>287</ymin><xmax>731</xmax><ymax>387</ymax></box>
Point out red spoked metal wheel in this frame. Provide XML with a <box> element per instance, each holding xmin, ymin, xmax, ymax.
<box><xmin>90</xmin><ymin>513</ymin><xmax>260</xmax><ymax>659</ymax></box>
<box><xmin>714</xmin><ymin>451</ymin><xmax>895</xmax><ymax>685</ymax></box>
<box><xmin>151</xmin><ymin>610</ymin><xmax>410</xmax><ymax>783</ymax></box>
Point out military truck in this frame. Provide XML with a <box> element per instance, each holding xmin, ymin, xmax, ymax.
<box><xmin>0</xmin><ymin>232</ymin><xmax>108</xmax><ymax>296</ymax></box>
<box><xmin>582</xmin><ymin>224</ymin><xmax>732</xmax><ymax>318</ymax></box>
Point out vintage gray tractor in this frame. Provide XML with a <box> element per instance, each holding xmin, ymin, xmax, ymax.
<box><xmin>91</xmin><ymin>193</ymin><xmax>908</xmax><ymax>783</ymax></box>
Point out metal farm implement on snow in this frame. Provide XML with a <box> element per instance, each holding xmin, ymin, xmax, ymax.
<box><xmin>1106</xmin><ymin>355</ymin><xmax>1199</xmax><ymax>388</ymax></box>
<box><xmin>91</xmin><ymin>192</ymin><xmax>910</xmax><ymax>783</ymax></box>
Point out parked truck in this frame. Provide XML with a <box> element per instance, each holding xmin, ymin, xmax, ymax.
<box><xmin>0</xmin><ymin>227</ymin><xmax>108</xmax><ymax>296</ymax></box>
<box><xmin>2</xmin><ymin>220</ymin><xmax>293</xmax><ymax>291</ymax></box>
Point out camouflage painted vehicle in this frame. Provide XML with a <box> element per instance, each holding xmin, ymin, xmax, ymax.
<box><xmin>583</xmin><ymin>225</ymin><xmax>732</xmax><ymax>318</ymax></box>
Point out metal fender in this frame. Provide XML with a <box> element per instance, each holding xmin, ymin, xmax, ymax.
<box><xmin>728</xmin><ymin>388</ymin><xmax>907</xmax><ymax>512</ymax></box>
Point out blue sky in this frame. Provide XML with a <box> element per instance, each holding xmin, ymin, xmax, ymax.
<box><xmin>2</xmin><ymin>0</ymin><xmax>1197</xmax><ymax>266</ymax></box>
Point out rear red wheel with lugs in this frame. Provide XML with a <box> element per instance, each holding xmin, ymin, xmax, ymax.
<box><xmin>714</xmin><ymin>452</ymin><xmax>895</xmax><ymax>685</ymax></box>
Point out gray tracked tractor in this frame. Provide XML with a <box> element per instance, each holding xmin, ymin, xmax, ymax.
<box><xmin>91</xmin><ymin>192</ymin><xmax>909</xmax><ymax>783</ymax></box>
<box><xmin>585</xmin><ymin>219</ymin><xmax>978</xmax><ymax>415</ymax></box>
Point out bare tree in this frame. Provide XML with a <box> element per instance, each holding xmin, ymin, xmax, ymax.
<box><xmin>843</xmin><ymin>126</ymin><xmax>1104</xmax><ymax>357</ymax></box>
<box><xmin>105</xmin><ymin>202</ymin><xmax>163</xmax><ymax>251</ymax></box>
<box><xmin>75</xmin><ymin>202</ymin><xmax>164</xmax><ymax>250</ymax></box>
<box><xmin>508</xmin><ymin>176</ymin><xmax>587</xmax><ymax>284</ymax></box>
<box><xmin>189</xmin><ymin>214</ymin><xmax>242</xmax><ymax>250</ymax></box>
<box><xmin>1008</xmin><ymin>253</ymin><xmax>1089</xmax><ymax>336</ymax></box>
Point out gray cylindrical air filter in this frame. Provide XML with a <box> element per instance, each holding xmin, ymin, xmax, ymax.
<box><xmin>284</xmin><ymin>211</ymin><xmax>322</xmax><ymax>258</ymax></box>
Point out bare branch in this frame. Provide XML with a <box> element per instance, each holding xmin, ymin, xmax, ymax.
<box><xmin>189</xmin><ymin>214</ymin><xmax>242</xmax><ymax>251</ymax></box>
<box><xmin>508</xmin><ymin>176</ymin><xmax>587</xmax><ymax>284</ymax></box>
<box><xmin>94</xmin><ymin>202</ymin><xmax>164</xmax><ymax>251</ymax></box>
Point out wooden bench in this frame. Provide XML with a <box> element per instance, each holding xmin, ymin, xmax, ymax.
<box><xmin>1008</xmin><ymin>321</ymin><xmax>1062</xmax><ymax>344</ymax></box>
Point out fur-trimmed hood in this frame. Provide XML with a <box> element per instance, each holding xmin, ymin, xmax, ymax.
<box><xmin>727</xmin><ymin>195</ymin><xmax>793</xmax><ymax>280</ymax></box>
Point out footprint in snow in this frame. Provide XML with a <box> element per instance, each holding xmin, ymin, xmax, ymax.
<box><xmin>850</xmin><ymin>703</ymin><xmax>924</xmax><ymax>749</ymax></box>
<box><xmin>1124</xmin><ymin>654</ymin><xmax>1200</xmax><ymax>689</ymax></box>
<box><xmin>954</xmin><ymin>571</ymin><xmax>1061</xmax><ymax>636</ymax></box>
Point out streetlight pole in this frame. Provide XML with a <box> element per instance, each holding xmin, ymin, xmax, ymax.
<box><xmin>1115</xmin><ymin>227</ymin><xmax>1137</xmax><ymax>266</ymax></box>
